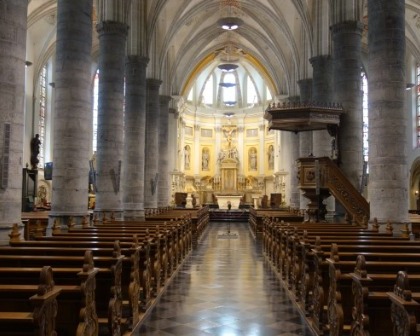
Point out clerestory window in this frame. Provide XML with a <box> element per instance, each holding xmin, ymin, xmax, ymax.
<box><xmin>38</xmin><ymin>65</ymin><xmax>47</xmax><ymax>167</ymax></box>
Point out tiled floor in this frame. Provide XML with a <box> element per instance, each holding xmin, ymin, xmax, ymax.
<box><xmin>137</xmin><ymin>222</ymin><xmax>315</xmax><ymax>336</ymax></box>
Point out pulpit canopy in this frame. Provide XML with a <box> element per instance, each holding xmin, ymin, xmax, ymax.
<box><xmin>264</xmin><ymin>102</ymin><xmax>343</xmax><ymax>133</ymax></box>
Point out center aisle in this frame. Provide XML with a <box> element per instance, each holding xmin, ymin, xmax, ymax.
<box><xmin>137</xmin><ymin>222</ymin><xmax>315</xmax><ymax>336</ymax></box>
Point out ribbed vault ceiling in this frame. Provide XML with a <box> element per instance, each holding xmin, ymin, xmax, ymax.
<box><xmin>26</xmin><ymin>0</ymin><xmax>420</xmax><ymax>98</ymax></box>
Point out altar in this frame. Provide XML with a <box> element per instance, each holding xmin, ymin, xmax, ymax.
<box><xmin>215</xmin><ymin>194</ymin><xmax>243</xmax><ymax>209</ymax></box>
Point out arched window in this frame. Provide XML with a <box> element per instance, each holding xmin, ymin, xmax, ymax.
<box><xmin>222</xmin><ymin>72</ymin><xmax>236</xmax><ymax>106</ymax></box>
<box><xmin>266</xmin><ymin>86</ymin><xmax>272</xmax><ymax>101</ymax></box>
<box><xmin>92</xmin><ymin>69</ymin><xmax>99</xmax><ymax>152</ymax></box>
<box><xmin>38</xmin><ymin>65</ymin><xmax>47</xmax><ymax>167</ymax></box>
<box><xmin>246</xmin><ymin>76</ymin><xmax>258</xmax><ymax>105</ymax></box>
<box><xmin>417</xmin><ymin>64</ymin><xmax>420</xmax><ymax>147</ymax></box>
<box><xmin>203</xmin><ymin>74</ymin><xmax>214</xmax><ymax>105</ymax></box>
<box><xmin>361</xmin><ymin>71</ymin><xmax>368</xmax><ymax>165</ymax></box>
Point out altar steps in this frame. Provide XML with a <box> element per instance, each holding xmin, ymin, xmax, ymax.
<box><xmin>209</xmin><ymin>209</ymin><xmax>249</xmax><ymax>222</ymax></box>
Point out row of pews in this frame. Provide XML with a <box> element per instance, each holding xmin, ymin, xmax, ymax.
<box><xmin>248</xmin><ymin>207</ymin><xmax>304</xmax><ymax>238</ymax></box>
<box><xmin>0</xmin><ymin>207</ymin><xmax>209</xmax><ymax>336</ymax></box>
<box><xmin>262</xmin><ymin>217</ymin><xmax>420</xmax><ymax>336</ymax></box>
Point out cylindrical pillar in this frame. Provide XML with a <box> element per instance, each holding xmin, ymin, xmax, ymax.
<box><xmin>122</xmin><ymin>56</ymin><xmax>149</xmax><ymax>220</ymax></box>
<box><xmin>0</xmin><ymin>0</ymin><xmax>27</xmax><ymax>242</ymax></box>
<box><xmin>368</xmin><ymin>0</ymin><xmax>408</xmax><ymax>224</ymax></box>
<box><xmin>95</xmin><ymin>21</ymin><xmax>128</xmax><ymax>216</ymax></box>
<box><xmin>289</xmin><ymin>132</ymin><xmax>300</xmax><ymax>209</ymax></box>
<box><xmin>311</xmin><ymin>55</ymin><xmax>334</xmax><ymax>157</ymax></box>
<box><xmin>298</xmin><ymin>79</ymin><xmax>313</xmax><ymax>211</ymax></box>
<box><xmin>158</xmin><ymin>95</ymin><xmax>171</xmax><ymax>207</ymax></box>
<box><xmin>144</xmin><ymin>78</ymin><xmax>162</xmax><ymax>208</ymax></box>
<box><xmin>331</xmin><ymin>21</ymin><xmax>363</xmax><ymax>188</ymax></box>
<box><xmin>51</xmin><ymin>0</ymin><xmax>93</xmax><ymax>225</ymax></box>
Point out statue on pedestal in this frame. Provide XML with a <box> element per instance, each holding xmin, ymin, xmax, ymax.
<box><xmin>30</xmin><ymin>134</ymin><xmax>41</xmax><ymax>169</ymax></box>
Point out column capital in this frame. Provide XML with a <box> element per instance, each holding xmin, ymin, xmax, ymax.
<box><xmin>297</xmin><ymin>78</ymin><xmax>313</xmax><ymax>86</ymax></box>
<box><xmin>330</xmin><ymin>21</ymin><xmax>363</xmax><ymax>36</ymax></box>
<box><xmin>146</xmin><ymin>78</ymin><xmax>163</xmax><ymax>90</ymax></box>
<box><xmin>126</xmin><ymin>55</ymin><xmax>149</xmax><ymax>67</ymax></box>
<box><xmin>159</xmin><ymin>95</ymin><xmax>172</xmax><ymax>106</ymax></box>
<box><xmin>96</xmin><ymin>21</ymin><xmax>129</xmax><ymax>37</ymax></box>
<box><xmin>309</xmin><ymin>55</ymin><xmax>332</xmax><ymax>67</ymax></box>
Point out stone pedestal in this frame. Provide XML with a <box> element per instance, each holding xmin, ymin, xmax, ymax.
<box><xmin>185</xmin><ymin>193</ymin><xmax>193</xmax><ymax>209</ymax></box>
<box><xmin>252</xmin><ymin>195</ymin><xmax>261</xmax><ymax>209</ymax></box>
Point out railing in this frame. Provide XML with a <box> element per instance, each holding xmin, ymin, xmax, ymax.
<box><xmin>297</xmin><ymin>157</ymin><xmax>369</xmax><ymax>225</ymax></box>
<box><xmin>323</xmin><ymin>157</ymin><xmax>369</xmax><ymax>224</ymax></box>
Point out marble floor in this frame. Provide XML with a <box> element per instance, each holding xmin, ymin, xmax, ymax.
<box><xmin>137</xmin><ymin>222</ymin><xmax>315</xmax><ymax>336</ymax></box>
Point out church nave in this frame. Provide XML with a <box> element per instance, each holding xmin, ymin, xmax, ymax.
<box><xmin>137</xmin><ymin>222</ymin><xmax>315</xmax><ymax>336</ymax></box>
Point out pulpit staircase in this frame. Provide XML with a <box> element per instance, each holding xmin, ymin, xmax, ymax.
<box><xmin>297</xmin><ymin>157</ymin><xmax>369</xmax><ymax>225</ymax></box>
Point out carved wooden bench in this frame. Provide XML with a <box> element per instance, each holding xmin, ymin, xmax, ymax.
<box><xmin>0</xmin><ymin>250</ymin><xmax>122</xmax><ymax>335</ymax></box>
<box><xmin>0</xmin><ymin>266</ymin><xmax>61</xmax><ymax>336</ymax></box>
<box><xmin>6</xmin><ymin>235</ymin><xmax>148</xmax><ymax>329</ymax></box>
<box><xmin>349</xmin><ymin>257</ymin><xmax>420</xmax><ymax>336</ymax></box>
<box><xmin>316</xmin><ymin>244</ymin><xmax>420</xmax><ymax>335</ymax></box>
<box><xmin>0</xmin><ymin>252</ymin><xmax>99</xmax><ymax>336</ymax></box>
<box><xmin>387</xmin><ymin>271</ymin><xmax>420</xmax><ymax>336</ymax></box>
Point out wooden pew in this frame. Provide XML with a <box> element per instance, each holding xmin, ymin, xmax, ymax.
<box><xmin>307</xmin><ymin>241</ymin><xmax>420</xmax><ymax>335</ymax></box>
<box><xmin>49</xmin><ymin>226</ymin><xmax>175</xmax><ymax>292</ymax></box>
<box><xmin>7</xmin><ymin>220</ymin><xmax>190</xmax><ymax>333</ymax></box>
<box><xmin>0</xmin><ymin>251</ymin><xmax>123</xmax><ymax>335</ymax></box>
<box><xmin>69</xmin><ymin>220</ymin><xmax>191</xmax><ymax>270</ymax></box>
<box><xmin>8</xmin><ymin>234</ymin><xmax>149</xmax><ymax>329</ymax></box>
<box><xmin>100</xmin><ymin>206</ymin><xmax>208</xmax><ymax>248</ymax></box>
<box><xmin>348</xmin><ymin>256</ymin><xmax>420</xmax><ymax>336</ymax></box>
<box><xmin>387</xmin><ymin>271</ymin><xmax>420</xmax><ymax>336</ymax></box>
<box><xmin>261</xmin><ymin>220</ymin><xmax>420</xmax><ymax>335</ymax></box>
<box><xmin>21</xmin><ymin>212</ymin><xmax>49</xmax><ymax>240</ymax></box>
<box><xmin>0</xmin><ymin>266</ymin><xmax>61</xmax><ymax>336</ymax></box>
<box><xmin>0</xmin><ymin>251</ymin><xmax>99</xmax><ymax>336</ymax></box>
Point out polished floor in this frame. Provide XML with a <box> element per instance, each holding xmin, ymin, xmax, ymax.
<box><xmin>137</xmin><ymin>222</ymin><xmax>315</xmax><ymax>336</ymax></box>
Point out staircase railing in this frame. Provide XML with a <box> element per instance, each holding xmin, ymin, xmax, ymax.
<box><xmin>322</xmin><ymin>157</ymin><xmax>369</xmax><ymax>224</ymax></box>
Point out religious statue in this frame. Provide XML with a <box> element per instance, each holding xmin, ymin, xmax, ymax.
<box><xmin>184</xmin><ymin>145</ymin><xmax>191</xmax><ymax>170</ymax></box>
<box><xmin>222</xmin><ymin>126</ymin><xmax>236</xmax><ymax>149</ymax></box>
<box><xmin>202</xmin><ymin>148</ymin><xmax>209</xmax><ymax>170</ymax></box>
<box><xmin>268</xmin><ymin>145</ymin><xmax>274</xmax><ymax>170</ymax></box>
<box><xmin>30</xmin><ymin>134</ymin><xmax>41</xmax><ymax>169</ymax></box>
<box><xmin>249</xmin><ymin>148</ymin><xmax>257</xmax><ymax>170</ymax></box>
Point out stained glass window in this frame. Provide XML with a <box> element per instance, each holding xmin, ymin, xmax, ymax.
<box><xmin>361</xmin><ymin>71</ymin><xmax>369</xmax><ymax>168</ymax></box>
<box><xmin>38</xmin><ymin>65</ymin><xmax>47</xmax><ymax>167</ymax></box>
<box><xmin>417</xmin><ymin>65</ymin><xmax>420</xmax><ymax>147</ymax></box>
<box><xmin>92</xmin><ymin>70</ymin><xmax>99</xmax><ymax>152</ymax></box>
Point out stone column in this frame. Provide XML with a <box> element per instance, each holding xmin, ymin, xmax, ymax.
<box><xmin>0</xmin><ymin>0</ymin><xmax>27</xmax><ymax>242</ymax></box>
<box><xmin>193</xmin><ymin>124</ymin><xmax>200</xmax><ymax>174</ymax></box>
<box><xmin>122</xmin><ymin>56</ymin><xmax>149</xmax><ymax>220</ymax></box>
<box><xmin>331</xmin><ymin>21</ymin><xmax>363</xmax><ymax>188</ymax></box>
<box><xmin>158</xmin><ymin>95</ymin><xmax>171</xmax><ymax>207</ymax></box>
<box><xmin>298</xmin><ymin>79</ymin><xmax>313</xmax><ymax>157</ymax></box>
<box><xmin>144</xmin><ymin>78</ymin><xmax>162</xmax><ymax>208</ymax></box>
<box><xmin>298</xmin><ymin>79</ymin><xmax>313</xmax><ymax>211</ymax></box>
<box><xmin>215</xmin><ymin>123</ymin><xmax>222</xmax><ymax>175</ymax></box>
<box><xmin>51</xmin><ymin>0</ymin><xmax>93</xmax><ymax>226</ymax></box>
<box><xmin>289</xmin><ymin>132</ymin><xmax>300</xmax><ymax>209</ymax></box>
<box><xmin>237</xmin><ymin>124</ymin><xmax>244</xmax><ymax>173</ymax></box>
<box><xmin>310</xmin><ymin>55</ymin><xmax>336</xmax><ymax>218</ymax></box>
<box><xmin>368</xmin><ymin>0</ymin><xmax>408</xmax><ymax>224</ymax></box>
<box><xmin>311</xmin><ymin>55</ymin><xmax>334</xmax><ymax>157</ymax></box>
<box><xmin>258</xmin><ymin>123</ymin><xmax>266</xmax><ymax>176</ymax></box>
<box><xmin>95</xmin><ymin>21</ymin><xmax>128</xmax><ymax>216</ymax></box>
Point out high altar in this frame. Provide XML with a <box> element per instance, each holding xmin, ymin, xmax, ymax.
<box><xmin>171</xmin><ymin>120</ymin><xmax>288</xmax><ymax>209</ymax></box>
<box><xmin>216</xmin><ymin>157</ymin><xmax>243</xmax><ymax>209</ymax></box>
<box><xmin>214</xmin><ymin>128</ymin><xmax>243</xmax><ymax>209</ymax></box>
